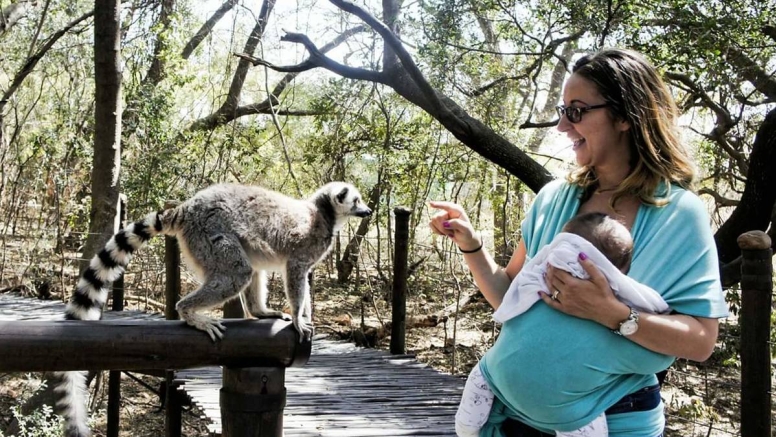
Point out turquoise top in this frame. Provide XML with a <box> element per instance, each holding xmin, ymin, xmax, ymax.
<box><xmin>479</xmin><ymin>179</ymin><xmax>728</xmax><ymax>436</ymax></box>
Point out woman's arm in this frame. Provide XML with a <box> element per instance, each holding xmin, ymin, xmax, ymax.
<box><xmin>465</xmin><ymin>239</ymin><xmax>527</xmax><ymax>309</ymax></box>
<box><xmin>629</xmin><ymin>311</ymin><xmax>719</xmax><ymax>362</ymax></box>
<box><xmin>428</xmin><ymin>201</ymin><xmax>526</xmax><ymax>309</ymax></box>
<box><xmin>542</xmin><ymin>256</ymin><xmax>719</xmax><ymax>362</ymax></box>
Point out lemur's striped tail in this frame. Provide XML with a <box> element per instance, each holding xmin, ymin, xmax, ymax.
<box><xmin>56</xmin><ymin>211</ymin><xmax>164</xmax><ymax>436</ymax></box>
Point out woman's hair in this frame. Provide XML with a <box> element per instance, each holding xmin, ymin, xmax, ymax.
<box><xmin>567</xmin><ymin>48</ymin><xmax>696</xmax><ymax>206</ymax></box>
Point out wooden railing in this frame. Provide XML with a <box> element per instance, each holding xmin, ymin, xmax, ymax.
<box><xmin>0</xmin><ymin>317</ymin><xmax>311</xmax><ymax>437</ymax></box>
<box><xmin>0</xmin><ymin>196</ymin><xmax>312</xmax><ymax>437</ymax></box>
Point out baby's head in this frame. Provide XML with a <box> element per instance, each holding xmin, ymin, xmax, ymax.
<box><xmin>562</xmin><ymin>212</ymin><xmax>633</xmax><ymax>273</ymax></box>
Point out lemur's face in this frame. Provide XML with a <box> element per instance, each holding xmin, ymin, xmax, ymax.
<box><xmin>334</xmin><ymin>184</ymin><xmax>372</xmax><ymax>218</ymax></box>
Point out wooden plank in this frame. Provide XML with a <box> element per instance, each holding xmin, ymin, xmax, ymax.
<box><xmin>176</xmin><ymin>335</ymin><xmax>462</xmax><ymax>436</ymax></box>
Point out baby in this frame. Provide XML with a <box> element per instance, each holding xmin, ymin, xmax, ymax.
<box><xmin>455</xmin><ymin>212</ymin><xmax>670</xmax><ymax>437</ymax></box>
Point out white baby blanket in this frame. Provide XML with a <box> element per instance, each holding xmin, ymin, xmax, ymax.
<box><xmin>493</xmin><ymin>233</ymin><xmax>670</xmax><ymax>323</ymax></box>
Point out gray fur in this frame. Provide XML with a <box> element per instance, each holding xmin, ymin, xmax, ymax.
<box><xmin>57</xmin><ymin>181</ymin><xmax>370</xmax><ymax>435</ymax></box>
<box><xmin>167</xmin><ymin>181</ymin><xmax>371</xmax><ymax>340</ymax></box>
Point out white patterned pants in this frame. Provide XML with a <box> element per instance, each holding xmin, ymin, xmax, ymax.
<box><xmin>455</xmin><ymin>363</ymin><xmax>609</xmax><ymax>437</ymax></box>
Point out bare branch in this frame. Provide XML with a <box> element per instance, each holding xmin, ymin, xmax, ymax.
<box><xmin>697</xmin><ymin>187</ymin><xmax>739</xmax><ymax>207</ymax></box>
<box><xmin>519</xmin><ymin>120</ymin><xmax>559</xmax><ymax>129</ymax></box>
<box><xmin>469</xmin><ymin>30</ymin><xmax>580</xmax><ymax>101</ymax></box>
<box><xmin>470</xmin><ymin>75</ymin><xmax>525</xmax><ymax>97</ymax></box>
<box><xmin>190</xmin><ymin>25</ymin><xmax>366</xmax><ymax>132</ymax></box>
<box><xmin>735</xmin><ymin>95</ymin><xmax>775</xmax><ymax>106</ymax></box>
<box><xmin>330</xmin><ymin>0</ymin><xmax>452</xmax><ymax>119</ymax></box>
<box><xmin>665</xmin><ymin>71</ymin><xmax>732</xmax><ymax>124</ymax></box>
<box><xmin>1</xmin><ymin>9</ymin><xmax>94</xmax><ymax>106</ymax></box>
<box><xmin>665</xmin><ymin>71</ymin><xmax>749</xmax><ymax>174</ymax></box>
<box><xmin>254</xmin><ymin>0</ymin><xmax>555</xmax><ymax>191</ymax></box>
<box><xmin>234</xmin><ymin>51</ymin><xmax>317</xmax><ymax>73</ymax></box>
<box><xmin>181</xmin><ymin>0</ymin><xmax>239</xmax><ymax>59</ymax></box>
<box><xmin>237</xmin><ymin>26</ymin><xmax>386</xmax><ymax>83</ymax></box>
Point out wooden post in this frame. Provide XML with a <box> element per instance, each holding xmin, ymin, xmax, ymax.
<box><xmin>107</xmin><ymin>194</ymin><xmax>127</xmax><ymax>437</ymax></box>
<box><xmin>391</xmin><ymin>207</ymin><xmax>412</xmax><ymax>355</ymax></box>
<box><xmin>164</xmin><ymin>201</ymin><xmax>181</xmax><ymax>322</ymax></box>
<box><xmin>165</xmin><ymin>370</ymin><xmax>182</xmax><ymax>437</ymax></box>
<box><xmin>739</xmin><ymin>230</ymin><xmax>773</xmax><ymax>437</ymax></box>
<box><xmin>163</xmin><ymin>206</ymin><xmax>182</xmax><ymax>437</ymax></box>
<box><xmin>221</xmin><ymin>367</ymin><xmax>286</xmax><ymax>437</ymax></box>
<box><xmin>112</xmin><ymin>195</ymin><xmax>128</xmax><ymax>310</ymax></box>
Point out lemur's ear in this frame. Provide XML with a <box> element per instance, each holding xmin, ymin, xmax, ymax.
<box><xmin>336</xmin><ymin>187</ymin><xmax>349</xmax><ymax>203</ymax></box>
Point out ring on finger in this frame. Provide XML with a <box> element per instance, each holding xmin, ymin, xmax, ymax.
<box><xmin>551</xmin><ymin>289</ymin><xmax>560</xmax><ymax>300</ymax></box>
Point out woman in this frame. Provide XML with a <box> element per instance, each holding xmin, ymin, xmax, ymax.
<box><xmin>429</xmin><ymin>48</ymin><xmax>728</xmax><ymax>436</ymax></box>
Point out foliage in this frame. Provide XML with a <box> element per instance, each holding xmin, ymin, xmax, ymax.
<box><xmin>0</xmin><ymin>376</ymin><xmax>63</xmax><ymax>437</ymax></box>
<box><xmin>1</xmin><ymin>405</ymin><xmax>63</xmax><ymax>437</ymax></box>
<box><xmin>672</xmin><ymin>397</ymin><xmax>722</xmax><ymax>424</ymax></box>
<box><xmin>2</xmin><ymin>0</ymin><xmax>771</xmax><ymax>240</ymax></box>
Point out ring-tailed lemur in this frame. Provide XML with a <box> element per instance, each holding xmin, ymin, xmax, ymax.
<box><xmin>55</xmin><ymin>181</ymin><xmax>371</xmax><ymax>437</ymax></box>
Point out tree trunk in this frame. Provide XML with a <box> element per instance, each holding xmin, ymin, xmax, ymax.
<box><xmin>715</xmin><ymin>107</ymin><xmax>776</xmax><ymax>266</ymax></box>
<box><xmin>525</xmin><ymin>42</ymin><xmax>576</xmax><ymax>152</ymax></box>
<box><xmin>492</xmin><ymin>170</ymin><xmax>511</xmax><ymax>266</ymax></box>
<box><xmin>337</xmin><ymin>183</ymin><xmax>381</xmax><ymax>283</ymax></box>
<box><xmin>80</xmin><ymin>0</ymin><xmax>122</xmax><ymax>268</ymax></box>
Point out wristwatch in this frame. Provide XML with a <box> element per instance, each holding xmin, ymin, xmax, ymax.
<box><xmin>613</xmin><ymin>307</ymin><xmax>639</xmax><ymax>336</ymax></box>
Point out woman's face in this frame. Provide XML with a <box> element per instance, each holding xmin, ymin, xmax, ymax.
<box><xmin>557</xmin><ymin>73</ymin><xmax>631</xmax><ymax>171</ymax></box>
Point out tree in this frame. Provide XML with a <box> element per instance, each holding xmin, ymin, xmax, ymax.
<box><xmin>0</xmin><ymin>8</ymin><xmax>94</xmax><ymax>203</ymax></box>
<box><xmin>248</xmin><ymin>0</ymin><xmax>775</xmax><ymax>283</ymax></box>
<box><xmin>79</xmin><ymin>0</ymin><xmax>122</xmax><ymax>267</ymax></box>
<box><xmin>239</xmin><ymin>0</ymin><xmax>555</xmax><ymax>193</ymax></box>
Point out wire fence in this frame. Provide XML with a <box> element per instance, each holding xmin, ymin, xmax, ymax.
<box><xmin>0</xmin><ymin>200</ymin><xmax>772</xmax><ymax>437</ymax></box>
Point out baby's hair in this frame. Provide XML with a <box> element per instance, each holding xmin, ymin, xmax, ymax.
<box><xmin>562</xmin><ymin>212</ymin><xmax>633</xmax><ymax>271</ymax></box>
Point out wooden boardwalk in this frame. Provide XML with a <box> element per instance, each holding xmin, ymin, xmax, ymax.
<box><xmin>177</xmin><ymin>338</ymin><xmax>462</xmax><ymax>436</ymax></box>
<box><xmin>0</xmin><ymin>292</ymin><xmax>159</xmax><ymax>322</ymax></box>
<box><xmin>1</xmin><ymin>293</ymin><xmax>463</xmax><ymax>436</ymax></box>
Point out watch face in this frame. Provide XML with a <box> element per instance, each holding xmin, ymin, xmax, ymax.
<box><xmin>619</xmin><ymin>320</ymin><xmax>639</xmax><ymax>336</ymax></box>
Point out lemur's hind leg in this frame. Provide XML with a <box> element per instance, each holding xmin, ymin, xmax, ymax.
<box><xmin>175</xmin><ymin>233</ymin><xmax>253</xmax><ymax>341</ymax></box>
<box><xmin>242</xmin><ymin>270</ymin><xmax>290</xmax><ymax>320</ymax></box>
<box><xmin>285</xmin><ymin>261</ymin><xmax>314</xmax><ymax>341</ymax></box>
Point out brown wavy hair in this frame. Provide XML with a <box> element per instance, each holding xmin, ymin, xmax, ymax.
<box><xmin>567</xmin><ymin>48</ymin><xmax>696</xmax><ymax>206</ymax></box>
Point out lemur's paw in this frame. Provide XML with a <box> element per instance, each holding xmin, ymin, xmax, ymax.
<box><xmin>185</xmin><ymin>314</ymin><xmax>226</xmax><ymax>342</ymax></box>
<box><xmin>293</xmin><ymin>316</ymin><xmax>313</xmax><ymax>342</ymax></box>
<box><xmin>249</xmin><ymin>309</ymin><xmax>289</xmax><ymax>320</ymax></box>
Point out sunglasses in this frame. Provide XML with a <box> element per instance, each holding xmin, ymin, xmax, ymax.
<box><xmin>555</xmin><ymin>103</ymin><xmax>609</xmax><ymax>123</ymax></box>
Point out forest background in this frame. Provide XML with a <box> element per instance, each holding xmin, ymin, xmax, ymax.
<box><xmin>0</xmin><ymin>0</ymin><xmax>775</xmax><ymax>435</ymax></box>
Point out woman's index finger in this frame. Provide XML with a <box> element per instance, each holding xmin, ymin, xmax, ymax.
<box><xmin>428</xmin><ymin>200</ymin><xmax>459</xmax><ymax>213</ymax></box>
